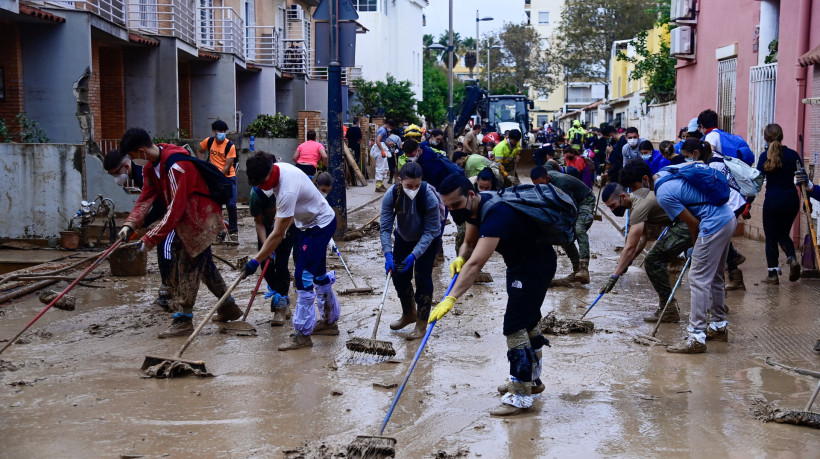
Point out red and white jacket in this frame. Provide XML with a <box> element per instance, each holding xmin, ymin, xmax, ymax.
<box><xmin>125</xmin><ymin>144</ymin><xmax>222</xmax><ymax>257</ymax></box>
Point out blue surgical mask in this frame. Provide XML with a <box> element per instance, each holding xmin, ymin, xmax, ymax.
<box><xmin>216</xmin><ymin>132</ymin><xmax>227</xmax><ymax>142</ymax></box>
<box><xmin>642</xmin><ymin>154</ymin><xmax>652</xmax><ymax>161</ymax></box>
<box><xmin>684</xmin><ymin>157</ymin><xmax>694</xmax><ymax>163</ymax></box>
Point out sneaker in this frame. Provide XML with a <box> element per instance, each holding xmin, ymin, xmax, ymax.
<box><xmin>706</xmin><ymin>326</ymin><xmax>729</xmax><ymax>342</ymax></box>
<box><xmin>211</xmin><ymin>299</ymin><xmax>243</xmax><ymax>322</ymax></box>
<box><xmin>312</xmin><ymin>320</ymin><xmax>340</xmax><ymax>335</ymax></box>
<box><xmin>278</xmin><ymin>332</ymin><xmax>313</xmax><ymax>351</ymax></box>
<box><xmin>666</xmin><ymin>337</ymin><xmax>707</xmax><ymax>354</ymax></box>
<box><xmin>158</xmin><ymin>317</ymin><xmax>193</xmax><ymax>339</ymax></box>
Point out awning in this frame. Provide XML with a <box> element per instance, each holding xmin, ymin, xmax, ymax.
<box><xmin>799</xmin><ymin>44</ymin><xmax>820</xmax><ymax>67</ymax></box>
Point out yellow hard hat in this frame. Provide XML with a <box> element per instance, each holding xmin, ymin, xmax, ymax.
<box><xmin>404</xmin><ymin>124</ymin><xmax>422</xmax><ymax>139</ymax></box>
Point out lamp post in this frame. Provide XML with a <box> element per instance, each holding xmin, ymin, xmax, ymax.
<box><xmin>475</xmin><ymin>11</ymin><xmax>493</xmax><ymax>79</ymax></box>
<box><xmin>487</xmin><ymin>44</ymin><xmax>502</xmax><ymax>96</ymax></box>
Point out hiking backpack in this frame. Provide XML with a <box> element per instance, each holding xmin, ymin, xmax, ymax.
<box><xmin>715</xmin><ymin>129</ymin><xmax>755</xmax><ymax>166</ymax></box>
<box><xmin>654</xmin><ymin>163</ymin><xmax>730</xmax><ymax>207</ymax></box>
<box><xmin>710</xmin><ymin>155</ymin><xmax>764</xmax><ymax>198</ymax></box>
<box><xmin>165</xmin><ymin>153</ymin><xmax>234</xmax><ymax>206</ymax></box>
<box><xmin>479</xmin><ymin>184</ymin><xmax>578</xmax><ymax>246</ymax></box>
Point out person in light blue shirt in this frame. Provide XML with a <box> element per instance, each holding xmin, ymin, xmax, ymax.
<box><xmin>655</xmin><ymin>165</ymin><xmax>736</xmax><ymax>354</ymax></box>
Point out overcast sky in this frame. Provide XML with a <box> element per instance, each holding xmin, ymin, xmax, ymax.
<box><xmin>422</xmin><ymin>0</ymin><xmax>527</xmax><ymax>42</ymax></box>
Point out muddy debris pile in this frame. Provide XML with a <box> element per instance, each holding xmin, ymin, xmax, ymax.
<box><xmin>431</xmin><ymin>446</ymin><xmax>470</xmax><ymax>458</ymax></box>
<box><xmin>750</xmin><ymin>395</ymin><xmax>820</xmax><ymax>429</ymax></box>
<box><xmin>539</xmin><ymin>312</ymin><xmax>595</xmax><ymax>335</ymax></box>
<box><xmin>38</xmin><ymin>290</ymin><xmax>76</xmax><ymax>311</ymax></box>
<box><xmin>283</xmin><ymin>441</ymin><xmax>348</xmax><ymax>459</ymax></box>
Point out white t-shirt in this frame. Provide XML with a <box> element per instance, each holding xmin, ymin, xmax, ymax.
<box><xmin>272</xmin><ymin>163</ymin><xmax>336</xmax><ymax>230</ymax></box>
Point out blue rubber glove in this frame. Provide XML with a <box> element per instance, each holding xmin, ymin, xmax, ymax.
<box><xmin>384</xmin><ymin>252</ymin><xmax>395</xmax><ymax>275</ymax></box>
<box><xmin>243</xmin><ymin>258</ymin><xmax>260</xmax><ymax>278</ymax></box>
<box><xmin>398</xmin><ymin>253</ymin><xmax>415</xmax><ymax>273</ymax></box>
<box><xmin>126</xmin><ymin>240</ymin><xmax>145</xmax><ymax>261</ymax></box>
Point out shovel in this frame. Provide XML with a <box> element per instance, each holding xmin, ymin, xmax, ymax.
<box><xmin>219</xmin><ymin>258</ymin><xmax>271</xmax><ymax>336</ymax></box>
<box><xmin>331</xmin><ymin>238</ymin><xmax>373</xmax><ymax>294</ymax></box>
<box><xmin>634</xmin><ymin>256</ymin><xmax>691</xmax><ymax>346</ymax></box>
<box><xmin>142</xmin><ymin>274</ymin><xmax>245</xmax><ymax>377</ymax></box>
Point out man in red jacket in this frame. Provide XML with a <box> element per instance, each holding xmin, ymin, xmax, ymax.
<box><xmin>117</xmin><ymin>128</ymin><xmax>242</xmax><ymax>338</ymax></box>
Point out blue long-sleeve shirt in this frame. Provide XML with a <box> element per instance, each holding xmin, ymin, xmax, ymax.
<box><xmin>380</xmin><ymin>183</ymin><xmax>441</xmax><ymax>259</ymax></box>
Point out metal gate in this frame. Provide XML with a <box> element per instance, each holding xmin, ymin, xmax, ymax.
<box><xmin>717</xmin><ymin>58</ymin><xmax>737</xmax><ymax>133</ymax></box>
<box><xmin>747</xmin><ymin>63</ymin><xmax>778</xmax><ymax>158</ymax></box>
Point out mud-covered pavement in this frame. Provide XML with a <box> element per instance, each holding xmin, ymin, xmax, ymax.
<box><xmin>2</xmin><ymin>182</ymin><xmax>820</xmax><ymax>458</ymax></box>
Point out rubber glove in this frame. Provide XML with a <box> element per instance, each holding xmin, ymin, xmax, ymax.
<box><xmin>117</xmin><ymin>225</ymin><xmax>134</xmax><ymax>241</ymax></box>
<box><xmin>795</xmin><ymin>169</ymin><xmax>814</xmax><ymax>191</ymax></box>
<box><xmin>381</xmin><ymin>150</ymin><xmax>386</xmax><ymax>158</ymax></box>
<box><xmin>329</xmin><ymin>237</ymin><xmax>338</xmax><ymax>254</ymax></box>
<box><xmin>126</xmin><ymin>240</ymin><xmax>145</xmax><ymax>261</ymax></box>
<box><xmin>449</xmin><ymin>256</ymin><xmax>465</xmax><ymax>278</ymax></box>
<box><xmin>398</xmin><ymin>254</ymin><xmax>415</xmax><ymax>273</ymax></box>
<box><xmin>599</xmin><ymin>274</ymin><xmax>619</xmax><ymax>294</ymax></box>
<box><xmin>428</xmin><ymin>295</ymin><xmax>457</xmax><ymax>323</ymax></box>
<box><xmin>685</xmin><ymin>248</ymin><xmax>693</xmax><ymax>259</ymax></box>
<box><xmin>384</xmin><ymin>252</ymin><xmax>395</xmax><ymax>275</ymax></box>
<box><xmin>243</xmin><ymin>258</ymin><xmax>260</xmax><ymax>279</ymax></box>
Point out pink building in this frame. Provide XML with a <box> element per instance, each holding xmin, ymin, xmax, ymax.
<box><xmin>674</xmin><ymin>0</ymin><xmax>820</xmax><ymax>242</ymax></box>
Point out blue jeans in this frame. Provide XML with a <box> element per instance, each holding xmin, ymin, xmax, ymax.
<box><xmin>226</xmin><ymin>176</ymin><xmax>238</xmax><ymax>233</ymax></box>
<box><xmin>294</xmin><ymin>216</ymin><xmax>338</xmax><ymax>290</ymax></box>
<box><xmin>391</xmin><ymin>232</ymin><xmax>439</xmax><ymax>321</ymax></box>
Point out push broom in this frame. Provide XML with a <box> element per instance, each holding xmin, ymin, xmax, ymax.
<box><xmin>345</xmin><ymin>272</ymin><xmax>395</xmax><ymax>358</ymax></box>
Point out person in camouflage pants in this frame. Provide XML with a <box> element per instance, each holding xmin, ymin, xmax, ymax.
<box><xmin>644</xmin><ymin>219</ymin><xmax>693</xmax><ymax>305</ymax></box>
<box><xmin>561</xmin><ymin>193</ymin><xmax>595</xmax><ymax>273</ymax></box>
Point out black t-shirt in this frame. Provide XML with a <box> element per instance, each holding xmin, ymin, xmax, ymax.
<box><xmin>476</xmin><ymin>195</ymin><xmax>543</xmax><ymax>265</ymax></box>
<box><xmin>757</xmin><ymin>146</ymin><xmax>802</xmax><ymax>194</ymax></box>
<box><xmin>607</xmin><ymin>136</ymin><xmax>626</xmax><ymax>182</ymax></box>
<box><xmin>346</xmin><ymin>126</ymin><xmax>362</xmax><ymax>147</ymax></box>
<box><xmin>131</xmin><ymin>161</ymin><xmax>144</xmax><ymax>189</ymax></box>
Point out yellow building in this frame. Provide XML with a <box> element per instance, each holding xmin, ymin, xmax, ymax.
<box><xmin>609</xmin><ymin>24</ymin><xmax>671</xmax><ymax>99</ymax></box>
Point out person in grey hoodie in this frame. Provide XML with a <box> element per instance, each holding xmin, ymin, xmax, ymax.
<box><xmin>380</xmin><ymin>161</ymin><xmax>443</xmax><ymax>339</ymax></box>
<box><xmin>621</xmin><ymin>127</ymin><xmax>646</xmax><ymax>166</ymax></box>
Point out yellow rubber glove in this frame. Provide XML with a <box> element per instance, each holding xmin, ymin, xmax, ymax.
<box><xmin>449</xmin><ymin>256</ymin><xmax>465</xmax><ymax>278</ymax></box>
<box><xmin>429</xmin><ymin>295</ymin><xmax>457</xmax><ymax>323</ymax></box>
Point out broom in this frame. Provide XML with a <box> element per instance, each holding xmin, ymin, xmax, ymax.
<box><xmin>345</xmin><ymin>273</ymin><xmax>395</xmax><ymax>358</ymax></box>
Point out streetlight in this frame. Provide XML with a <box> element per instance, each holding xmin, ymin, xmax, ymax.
<box><xmin>487</xmin><ymin>44</ymin><xmax>502</xmax><ymax>96</ymax></box>
<box><xmin>475</xmin><ymin>11</ymin><xmax>493</xmax><ymax>79</ymax></box>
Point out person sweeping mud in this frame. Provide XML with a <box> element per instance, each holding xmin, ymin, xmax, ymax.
<box><xmin>530</xmin><ymin>166</ymin><xmax>595</xmax><ymax>285</ymax></box>
<box><xmin>244</xmin><ymin>153</ymin><xmax>340</xmax><ymax>350</ymax></box>
<box><xmin>599</xmin><ymin>160</ymin><xmax>693</xmax><ymax>323</ymax></box>
<box><xmin>431</xmin><ymin>174</ymin><xmax>566</xmax><ymax>416</ymax></box>
<box><xmin>380</xmin><ymin>162</ymin><xmax>443</xmax><ymax>340</ymax></box>
<box><xmin>117</xmin><ymin>128</ymin><xmax>242</xmax><ymax>338</ymax></box>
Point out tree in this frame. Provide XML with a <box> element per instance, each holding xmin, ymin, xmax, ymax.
<box><xmin>437</xmin><ymin>32</ymin><xmax>463</xmax><ymax>69</ymax></box>
<box><xmin>350</xmin><ymin>75</ymin><xmax>419</xmax><ymax>123</ymax></box>
<box><xmin>616</xmin><ymin>21</ymin><xmax>677</xmax><ymax>104</ymax></box>
<box><xmin>423</xmin><ymin>33</ymin><xmax>436</xmax><ymax>60</ymax></box>
<box><xmin>545</xmin><ymin>0</ymin><xmax>659</xmax><ymax>95</ymax></box>
<box><xmin>417</xmin><ymin>56</ymin><xmax>466</xmax><ymax>126</ymax></box>
<box><xmin>462</xmin><ymin>37</ymin><xmax>477</xmax><ymax>77</ymax></box>
<box><xmin>476</xmin><ymin>24</ymin><xmax>555</xmax><ymax>97</ymax></box>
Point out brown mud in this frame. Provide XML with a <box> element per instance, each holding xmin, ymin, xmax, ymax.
<box><xmin>2</xmin><ymin>185</ymin><xmax>820</xmax><ymax>456</ymax></box>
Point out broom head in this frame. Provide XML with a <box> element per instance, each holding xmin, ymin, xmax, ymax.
<box><xmin>347</xmin><ymin>435</ymin><xmax>397</xmax><ymax>459</ymax></box>
<box><xmin>346</xmin><ymin>337</ymin><xmax>396</xmax><ymax>357</ymax></box>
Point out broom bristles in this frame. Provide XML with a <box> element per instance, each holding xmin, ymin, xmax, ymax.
<box><xmin>346</xmin><ymin>337</ymin><xmax>396</xmax><ymax>357</ymax></box>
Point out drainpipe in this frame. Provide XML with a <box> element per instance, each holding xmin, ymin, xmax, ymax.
<box><xmin>793</xmin><ymin>0</ymin><xmax>812</xmax><ymax>248</ymax></box>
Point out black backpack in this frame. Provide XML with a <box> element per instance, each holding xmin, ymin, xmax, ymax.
<box><xmin>165</xmin><ymin>153</ymin><xmax>234</xmax><ymax>205</ymax></box>
<box><xmin>479</xmin><ymin>184</ymin><xmax>578</xmax><ymax>245</ymax></box>
<box><xmin>206</xmin><ymin>137</ymin><xmax>238</xmax><ymax>173</ymax></box>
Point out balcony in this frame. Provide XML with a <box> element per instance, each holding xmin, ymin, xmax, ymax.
<box><xmin>245</xmin><ymin>26</ymin><xmax>280</xmax><ymax>67</ymax></box>
<box><xmin>198</xmin><ymin>6</ymin><xmax>244</xmax><ymax>60</ymax></box>
<box><xmin>127</xmin><ymin>0</ymin><xmax>195</xmax><ymax>46</ymax></box>
<box><xmin>281</xmin><ymin>40</ymin><xmax>308</xmax><ymax>74</ymax></box>
<box><xmin>30</xmin><ymin>0</ymin><xmax>126</xmax><ymax>26</ymax></box>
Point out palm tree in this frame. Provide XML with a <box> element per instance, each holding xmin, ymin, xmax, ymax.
<box><xmin>462</xmin><ymin>37</ymin><xmax>477</xmax><ymax>77</ymax></box>
<box><xmin>423</xmin><ymin>33</ymin><xmax>436</xmax><ymax>60</ymax></box>
<box><xmin>437</xmin><ymin>32</ymin><xmax>462</xmax><ymax>69</ymax></box>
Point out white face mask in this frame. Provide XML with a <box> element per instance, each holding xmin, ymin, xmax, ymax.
<box><xmin>641</xmin><ymin>154</ymin><xmax>652</xmax><ymax>161</ymax></box>
<box><xmin>263</xmin><ymin>188</ymin><xmax>275</xmax><ymax>197</ymax></box>
<box><xmin>321</xmin><ymin>192</ymin><xmax>328</xmax><ymax>198</ymax></box>
<box><xmin>684</xmin><ymin>157</ymin><xmax>694</xmax><ymax>163</ymax></box>
<box><xmin>113</xmin><ymin>174</ymin><xmax>128</xmax><ymax>186</ymax></box>
<box><xmin>403</xmin><ymin>187</ymin><xmax>419</xmax><ymax>200</ymax></box>
<box><xmin>405</xmin><ymin>155</ymin><xmax>418</xmax><ymax>163</ymax></box>
<box><xmin>627</xmin><ymin>138</ymin><xmax>639</xmax><ymax>147</ymax></box>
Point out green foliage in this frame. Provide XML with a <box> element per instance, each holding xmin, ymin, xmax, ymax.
<box><xmin>152</xmin><ymin>128</ymin><xmax>189</xmax><ymax>144</ymax></box>
<box><xmin>417</xmin><ymin>57</ymin><xmax>466</xmax><ymax>126</ymax></box>
<box><xmin>476</xmin><ymin>24</ymin><xmax>553</xmax><ymax>97</ymax></box>
<box><xmin>15</xmin><ymin>112</ymin><xmax>49</xmax><ymax>143</ymax></box>
<box><xmin>616</xmin><ymin>23</ymin><xmax>677</xmax><ymax>104</ymax></box>
<box><xmin>0</xmin><ymin>118</ymin><xmax>9</xmax><ymax>143</ymax></box>
<box><xmin>244</xmin><ymin>113</ymin><xmax>298</xmax><ymax>138</ymax></box>
<box><xmin>765</xmin><ymin>39</ymin><xmax>778</xmax><ymax>64</ymax></box>
<box><xmin>350</xmin><ymin>75</ymin><xmax>419</xmax><ymax>124</ymax></box>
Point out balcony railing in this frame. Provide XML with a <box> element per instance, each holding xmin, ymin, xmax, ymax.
<box><xmin>281</xmin><ymin>39</ymin><xmax>308</xmax><ymax>74</ymax></box>
<box><xmin>127</xmin><ymin>0</ymin><xmax>195</xmax><ymax>46</ymax></box>
<box><xmin>32</xmin><ymin>0</ymin><xmax>126</xmax><ymax>26</ymax></box>
<box><xmin>198</xmin><ymin>6</ymin><xmax>244</xmax><ymax>60</ymax></box>
<box><xmin>245</xmin><ymin>26</ymin><xmax>280</xmax><ymax>67</ymax></box>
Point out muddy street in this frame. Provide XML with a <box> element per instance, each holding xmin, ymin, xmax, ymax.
<box><xmin>1</xmin><ymin>185</ymin><xmax>819</xmax><ymax>458</ymax></box>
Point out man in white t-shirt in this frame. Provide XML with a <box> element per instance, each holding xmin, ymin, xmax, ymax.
<box><xmin>243</xmin><ymin>153</ymin><xmax>340</xmax><ymax>350</ymax></box>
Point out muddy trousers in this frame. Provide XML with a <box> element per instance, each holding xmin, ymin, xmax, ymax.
<box><xmin>644</xmin><ymin>220</ymin><xmax>693</xmax><ymax>302</ymax></box>
<box><xmin>260</xmin><ymin>224</ymin><xmax>297</xmax><ymax>307</ymax></box>
<box><xmin>168</xmin><ymin>239</ymin><xmax>227</xmax><ymax>315</ymax></box>
<box><xmin>688</xmin><ymin>218</ymin><xmax>736</xmax><ymax>335</ymax></box>
<box><xmin>561</xmin><ymin>195</ymin><xmax>595</xmax><ymax>263</ymax></box>
<box><xmin>391</xmin><ymin>232</ymin><xmax>439</xmax><ymax>322</ymax></box>
<box><xmin>293</xmin><ymin>217</ymin><xmax>339</xmax><ymax>335</ymax></box>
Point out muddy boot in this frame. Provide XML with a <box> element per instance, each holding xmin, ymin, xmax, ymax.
<box><xmin>211</xmin><ymin>296</ymin><xmax>243</xmax><ymax>322</ymax></box>
<box><xmin>666</xmin><ymin>333</ymin><xmax>707</xmax><ymax>354</ymax></box>
<box><xmin>270</xmin><ymin>295</ymin><xmax>290</xmax><ymax>327</ymax></box>
<box><xmin>724</xmin><ymin>269</ymin><xmax>746</xmax><ymax>291</ymax></box>
<box><xmin>643</xmin><ymin>299</ymin><xmax>679</xmax><ymax>323</ymax></box>
<box><xmin>497</xmin><ymin>380</ymin><xmax>545</xmax><ymax>395</ymax></box>
<box><xmin>788</xmin><ymin>256</ymin><xmax>801</xmax><ymax>282</ymax></box>
<box><xmin>375</xmin><ymin>181</ymin><xmax>387</xmax><ymax>192</ymax></box>
<box><xmin>390</xmin><ymin>295</ymin><xmax>417</xmax><ymax>330</ymax></box>
<box><xmin>551</xmin><ymin>259</ymin><xmax>579</xmax><ymax>286</ymax></box>
<box><xmin>489</xmin><ymin>404</ymin><xmax>531</xmax><ymax>416</ymax></box>
<box><xmin>706</xmin><ymin>324</ymin><xmax>729</xmax><ymax>342</ymax></box>
<box><xmin>153</xmin><ymin>284</ymin><xmax>172</xmax><ymax>312</ymax></box>
<box><xmin>761</xmin><ymin>268</ymin><xmax>780</xmax><ymax>285</ymax></box>
<box><xmin>278</xmin><ymin>331</ymin><xmax>313</xmax><ymax>351</ymax></box>
<box><xmin>312</xmin><ymin>320</ymin><xmax>340</xmax><ymax>335</ymax></box>
<box><xmin>406</xmin><ymin>320</ymin><xmax>427</xmax><ymax>340</ymax></box>
<box><xmin>158</xmin><ymin>313</ymin><xmax>193</xmax><ymax>339</ymax></box>
<box><xmin>574</xmin><ymin>259</ymin><xmax>590</xmax><ymax>284</ymax></box>
<box><xmin>314</xmin><ymin>276</ymin><xmax>340</xmax><ymax>333</ymax></box>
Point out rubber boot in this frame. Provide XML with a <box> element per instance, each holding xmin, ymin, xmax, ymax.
<box><xmin>407</xmin><ymin>294</ymin><xmax>431</xmax><ymax>340</ymax></box>
<box><xmin>788</xmin><ymin>256</ymin><xmax>801</xmax><ymax>282</ymax></box>
<box><xmin>375</xmin><ymin>180</ymin><xmax>386</xmax><ymax>192</ymax></box>
<box><xmin>574</xmin><ymin>259</ymin><xmax>590</xmax><ymax>284</ymax></box>
<box><xmin>406</xmin><ymin>320</ymin><xmax>427</xmax><ymax>341</ymax></box>
<box><xmin>211</xmin><ymin>296</ymin><xmax>243</xmax><ymax>322</ymax></box>
<box><xmin>158</xmin><ymin>313</ymin><xmax>193</xmax><ymax>339</ymax></box>
<box><xmin>153</xmin><ymin>284</ymin><xmax>172</xmax><ymax>312</ymax></box>
<box><xmin>271</xmin><ymin>295</ymin><xmax>289</xmax><ymax>327</ymax></box>
<box><xmin>278</xmin><ymin>331</ymin><xmax>313</xmax><ymax>351</ymax></box>
<box><xmin>724</xmin><ymin>269</ymin><xmax>746</xmax><ymax>291</ymax></box>
<box><xmin>761</xmin><ymin>268</ymin><xmax>779</xmax><ymax>285</ymax></box>
<box><xmin>390</xmin><ymin>295</ymin><xmax>416</xmax><ymax>330</ymax></box>
<box><xmin>643</xmin><ymin>299</ymin><xmax>680</xmax><ymax>323</ymax></box>
<box><xmin>313</xmin><ymin>278</ymin><xmax>341</xmax><ymax>335</ymax></box>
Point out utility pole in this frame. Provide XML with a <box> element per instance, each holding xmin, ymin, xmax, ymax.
<box><xmin>327</xmin><ymin>0</ymin><xmax>346</xmax><ymax>235</ymax></box>
<box><xmin>446</xmin><ymin>0</ymin><xmax>454</xmax><ymax>156</ymax></box>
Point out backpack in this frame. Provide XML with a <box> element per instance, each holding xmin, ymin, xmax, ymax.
<box><xmin>391</xmin><ymin>182</ymin><xmax>447</xmax><ymax>223</ymax></box>
<box><xmin>479</xmin><ymin>184</ymin><xmax>578</xmax><ymax>246</ymax></box>
<box><xmin>206</xmin><ymin>137</ymin><xmax>238</xmax><ymax>173</ymax></box>
<box><xmin>654</xmin><ymin>163</ymin><xmax>730</xmax><ymax>207</ymax></box>
<box><xmin>165</xmin><ymin>153</ymin><xmax>234</xmax><ymax>205</ymax></box>
<box><xmin>715</xmin><ymin>129</ymin><xmax>755</xmax><ymax>166</ymax></box>
<box><xmin>709</xmin><ymin>155</ymin><xmax>764</xmax><ymax>197</ymax></box>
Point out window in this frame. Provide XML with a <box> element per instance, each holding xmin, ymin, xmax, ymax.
<box><xmin>352</xmin><ymin>0</ymin><xmax>376</xmax><ymax>12</ymax></box>
<box><xmin>717</xmin><ymin>58</ymin><xmax>738</xmax><ymax>133</ymax></box>
<box><xmin>538</xmin><ymin>11</ymin><xmax>549</xmax><ymax>24</ymax></box>
<box><xmin>540</xmin><ymin>38</ymin><xmax>550</xmax><ymax>49</ymax></box>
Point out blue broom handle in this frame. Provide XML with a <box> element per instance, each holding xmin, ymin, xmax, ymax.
<box><xmin>579</xmin><ymin>292</ymin><xmax>605</xmax><ymax>320</ymax></box>
<box><xmin>379</xmin><ymin>273</ymin><xmax>459</xmax><ymax>434</ymax></box>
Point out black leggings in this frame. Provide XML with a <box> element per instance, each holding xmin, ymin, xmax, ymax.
<box><xmin>762</xmin><ymin>190</ymin><xmax>800</xmax><ymax>268</ymax></box>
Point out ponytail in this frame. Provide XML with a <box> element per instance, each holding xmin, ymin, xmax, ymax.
<box><xmin>763</xmin><ymin>123</ymin><xmax>784</xmax><ymax>172</ymax></box>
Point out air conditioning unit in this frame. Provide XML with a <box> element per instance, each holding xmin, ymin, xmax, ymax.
<box><xmin>671</xmin><ymin>0</ymin><xmax>697</xmax><ymax>23</ymax></box>
<box><xmin>670</xmin><ymin>26</ymin><xmax>695</xmax><ymax>58</ymax></box>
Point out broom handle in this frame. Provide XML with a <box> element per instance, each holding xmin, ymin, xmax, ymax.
<box><xmin>799</xmin><ymin>182</ymin><xmax>820</xmax><ymax>269</ymax></box>
<box><xmin>0</xmin><ymin>238</ymin><xmax>124</xmax><ymax>356</ymax></box>
<box><xmin>175</xmin><ymin>274</ymin><xmax>244</xmax><ymax>359</ymax></box>
<box><xmin>579</xmin><ymin>292</ymin><xmax>605</xmax><ymax>320</ymax></box>
<box><xmin>370</xmin><ymin>272</ymin><xmax>392</xmax><ymax>341</ymax></box>
<box><xmin>805</xmin><ymin>378</ymin><xmax>820</xmax><ymax>412</ymax></box>
<box><xmin>650</xmin><ymin>256</ymin><xmax>691</xmax><ymax>337</ymax></box>
<box><xmin>241</xmin><ymin>258</ymin><xmax>271</xmax><ymax>321</ymax></box>
<box><xmin>639</xmin><ymin>226</ymin><xmax>669</xmax><ymax>268</ymax></box>
<box><xmin>379</xmin><ymin>273</ymin><xmax>458</xmax><ymax>434</ymax></box>
<box><xmin>334</xmin><ymin>246</ymin><xmax>358</xmax><ymax>288</ymax></box>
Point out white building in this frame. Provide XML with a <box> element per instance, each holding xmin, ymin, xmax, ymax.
<box><xmin>353</xmin><ymin>0</ymin><xmax>426</xmax><ymax>100</ymax></box>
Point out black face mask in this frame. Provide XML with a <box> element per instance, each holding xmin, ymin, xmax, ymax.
<box><xmin>450</xmin><ymin>198</ymin><xmax>474</xmax><ymax>225</ymax></box>
<box><xmin>612</xmin><ymin>206</ymin><xmax>627</xmax><ymax>217</ymax></box>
